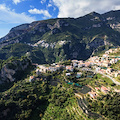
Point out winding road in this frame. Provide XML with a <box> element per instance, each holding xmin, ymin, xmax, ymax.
<box><xmin>97</xmin><ymin>71</ymin><xmax>120</xmax><ymax>85</ymax></box>
<box><xmin>80</xmin><ymin>68</ymin><xmax>120</xmax><ymax>85</ymax></box>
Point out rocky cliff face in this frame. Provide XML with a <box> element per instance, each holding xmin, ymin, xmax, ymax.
<box><xmin>0</xmin><ymin>10</ymin><xmax>120</xmax><ymax>63</ymax></box>
<box><xmin>0</xmin><ymin>19</ymin><xmax>68</xmax><ymax>49</ymax></box>
<box><xmin>0</xmin><ymin>19</ymin><xmax>67</xmax><ymax>42</ymax></box>
<box><xmin>0</xmin><ymin>58</ymin><xmax>31</xmax><ymax>84</ymax></box>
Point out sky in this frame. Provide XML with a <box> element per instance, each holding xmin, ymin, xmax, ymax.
<box><xmin>0</xmin><ymin>0</ymin><xmax>120</xmax><ymax>38</ymax></box>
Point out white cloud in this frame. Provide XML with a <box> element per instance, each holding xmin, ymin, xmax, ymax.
<box><xmin>48</xmin><ymin>3</ymin><xmax>52</xmax><ymax>7</ymax></box>
<box><xmin>28</xmin><ymin>8</ymin><xmax>52</xmax><ymax>18</ymax></box>
<box><xmin>49</xmin><ymin>0</ymin><xmax>52</xmax><ymax>3</ymax></box>
<box><xmin>0</xmin><ymin>4</ymin><xmax>35</xmax><ymax>23</ymax></box>
<box><xmin>52</xmin><ymin>0</ymin><xmax>120</xmax><ymax>18</ymax></box>
<box><xmin>53</xmin><ymin>7</ymin><xmax>56</xmax><ymax>11</ymax></box>
<box><xmin>114</xmin><ymin>5</ymin><xmax>120</xmax><ymax>10</ymax></box>
<box><xmin>41</xmin><ymin>0</ymin><xmax>46</xmax><ymax>4</ymax></box>
<box><xmin>30</xmin><ymin>5</ymin><xmax>34</xmax><ymax>8</ymax></box>
<box><xmin>13</xmin><ymin>0</ymin><xmax>23</xmax><ymax>5</ymax></box>
<box><xmin>0</xmin><ymin>4</ymin><xmax>36</xmax><ymax>38</ymax></box>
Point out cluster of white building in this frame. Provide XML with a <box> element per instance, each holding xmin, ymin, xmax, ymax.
<box><xmin>35</xmin><ymin>59</ymin><xmax>92</xmax><ymax>75</ymax></box>
<box><xmin>29</xmin><ymin>48</ymin><xmax>120</xmax><ymax>82</ymax></box>
<box><xmin>71</xmin><ymin>60</ymin><xmax>93</xmax><ymax>68</ymax></box>
<box><xmin>89</xmin><ymin>55</ymin><xmax>119</xmax><ymax>67</ymax></box>
<box><xmin>36</xmin><ymin>64</ymin><xmax>65</xmax><ymax>73</ymax></box>
<box><xmin>89</xmin><ymin>55</ymin><xmax>120</xmax><ymax>77</ymax></box>
<box><xmin>105</xmin><ymin>48</ymin><xmax>120</xmax><ymax>54</ymax></box>
<box><xmin>29</xmin><ymin>63</ymin><xmax>65</xmax><ymax>82</ymax></box>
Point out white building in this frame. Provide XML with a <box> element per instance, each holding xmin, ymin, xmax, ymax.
<box><xmin>38</xmin><ymin>65</ymin><xmax>49</xmax><ymax>73</ymax></box>
<box><xmin>66</xmin><ymin>66</ymin><xmax>73</xmax><ymax>72</ymax></box>
<box><xmin>36</xmin><ymin>69</ymin><xmax>41</xmax><ymax>75</ymax></box>
<box><xmin>76</xmin><ymin>72</ymin><xmax>82</xmax><ymax>78</ymax></box>
<box><xmin>66</xmin><ymin>73</ymin><xmax>71</xmax><ymax>76</ymax></box>
<box><xmin>48</xmin><ymin>67</ymin><xmax>57</xmax><ymax>72</ymax></box>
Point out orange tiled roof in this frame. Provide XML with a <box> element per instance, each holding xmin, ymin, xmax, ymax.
<box><xmin>101</xmin><ymin>86</ymin><xmax>108</xmax><ymax>91</ymax></box>
<box><xmin>30</xmin><ymin>76</ymin><xmax>34</xmax><ymax>79</ymax></box>
<box><xmin>95</xmin><ymin>87</ymin><xmax>99</xmax><ymax>90</ymax></box>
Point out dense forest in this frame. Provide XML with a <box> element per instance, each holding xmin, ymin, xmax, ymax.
<box><xmin>0</xmin><ymin>74</ymin><xmax>76</xmax><ymax>120</ymax></box>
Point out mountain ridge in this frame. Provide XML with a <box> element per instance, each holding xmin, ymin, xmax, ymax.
<box><xmin>1</xmin><ymin>10</ymin><xmax>120</xmax><ymax>63</ymax></box>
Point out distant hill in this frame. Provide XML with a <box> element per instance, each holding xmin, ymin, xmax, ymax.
<box><xmin>1</xmin><ymin>10</ymin><xmax>120</xmax><ymax>63</ymax></box>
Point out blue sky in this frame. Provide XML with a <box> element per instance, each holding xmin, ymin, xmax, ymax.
<box><xmin>0</xmin><ymin>0</ymin><xmax>120</xmax><ymax>38</ymax></box>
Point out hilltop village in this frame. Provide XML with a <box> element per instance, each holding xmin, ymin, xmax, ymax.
<box><xmin>20</xmin><ymin>47</ymin><xmax>120</xmax><ymax>119</ymax></box>
<box><xmin>29</xmin><ymin>47</ymin><xmax>120</xmax><ymax>99</ymax></box>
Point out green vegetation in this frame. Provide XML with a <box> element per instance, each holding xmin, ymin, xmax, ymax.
<box><xmin>0</xmin><ymin>43</ymin><xmax>32</xmax><ymax>60</ymax></box>
<box><xmin>111</xmin><ymin>60</ymin><xmax>120</xmax><ymax>70</ymax></box>
<box><xmin>0</xmin><ymin>63</ymin><xmax>102</xmax><ymax>120</ymax></box>
<box><xmin>87</xmin><ymin>93</ymin><xmax>120</xmax><ymax>120</ymax></box>
<box><xmin>0</xmin><ymin>58</ymin><xmax>120</xmax><ymax>120</ymax></box>
<box><xmin>0</xmin><ymin>43</ymin><xmax>47</xmax><ymax>64</ymax></box>
<box><xmin>93</xmin><ymin>45</ymin><xmax>112</xmax><ymax>56</ymax></box>
<box><xmin>0</xmin><ymin>59</ymin><xmax>3</xmax><ymax>70</ymax></box>
<box><xmin>0</xmin><ymin>73</ymin><xmax>84</xmax><ymax>120</ymax></box>
<box><xmin>110</xmin><ymin>51</ymin><xmax>120</xmax><ymax>56</ymax></box>
<box><xmin>88</xmin><ymin>73</ymin><xmax>115</xmax><ymax>88</ymax></box>
<box><xmin>0</xmin><ymin>56</ymin><xmax>33</xmax><ymax>86</ymax></box>
<box><xmin>42</xmin><ymin>85</ymin><xmax>76</xmax><ymax>120</ymax></box>
<box><xmin>0</xmin><ymin>80</ymin><xmax>50</xmax><ymax>120</ymax></box>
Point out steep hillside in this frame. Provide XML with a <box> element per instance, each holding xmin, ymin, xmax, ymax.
<box><xmin>0</xmin><ymin>56</ymin><xmax>32</xmax><ymax>84</ymax></box>
<box><xmin>1</xmin><ymin>10</ymin><xmax>120</xmax><ymax>63</ymax></box>
<box><xmin>102</xmin><ymin>10</ymin><xmax>120</xmax><ymax>32</ymax></box>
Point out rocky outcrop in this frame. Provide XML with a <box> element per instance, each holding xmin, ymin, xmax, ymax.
<box><xmin>1</xmin><ymin>66</ymin><xmax>16</xmax><ymax>82</ymax></box>
<box><xmin>0</xmin><ymin>58</ymin><xmax>31</xmax><ymax>84</ymax></box>
<box><xmin>0</xmin><ymin>19</ymin><xmax>69</xmax><ymax>47</ymax></box>
<box><xmin>47</xmin><ymin>19</ymin><xmax>69</xmax><ymax>30</ymax></box>
<box><xmin>88</xmin><ymin>38</ymin><xmax>105</xmax><ymax>49</ymax></box>
<box><xmin>51</xmin><ymin>28</ymin><xmax>61</xmax><ymax>35</ymax></box>
<box><xmin>110</xmin><ymin>23</ymin><xmax>120</xmax><ymax>30</ymax></box>
<box><xmin>10</xmin><ymin>24</ymin><xmax>31</xmax><ymax>32</ymax></box>
<box><xmin>88</xmin><ymin>37</ymin><xmax>111</xmax><ymax>49</ymax></box>
<box><xmin>0</xmin><ymin>40</ymin><xmax>19</xmax><ymax>49</ymax></box>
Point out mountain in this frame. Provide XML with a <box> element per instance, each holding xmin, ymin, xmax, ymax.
<box><xmin>1</xmin><ymin>10</ymin><xmax>120</xmax><ymax>64</ymax></box>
